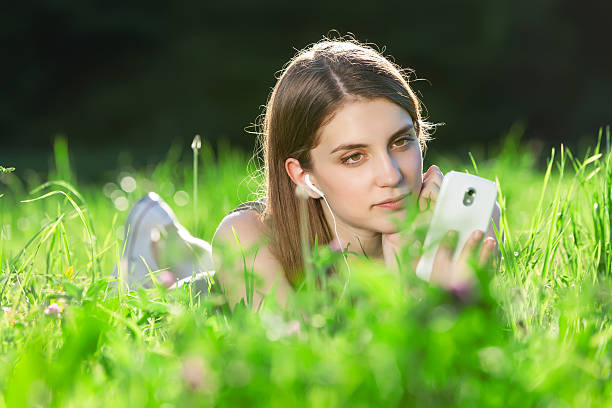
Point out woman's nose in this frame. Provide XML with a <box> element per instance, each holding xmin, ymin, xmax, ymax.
<box><xmin>375</xmin><ymin>152</ymin><xmax>403</xmax><ymax>187</ymax></box>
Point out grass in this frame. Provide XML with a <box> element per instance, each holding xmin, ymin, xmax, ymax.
<box><xmin>1</xmin><ymin>128</ymin><xmax>612</xmax><ymax>407</ymax></box>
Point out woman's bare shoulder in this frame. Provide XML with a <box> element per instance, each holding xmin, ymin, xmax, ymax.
<box><xmin>212</xmin><ymin>209</ymin><xmax>290</xmax><ymax>308</ymax></box>
<box><xmin>213</xmin><ymin>209</ymin><xmax>269</xmax><ymax>247</ymax></box>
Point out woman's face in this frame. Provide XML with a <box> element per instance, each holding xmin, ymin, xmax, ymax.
<box><xmin>309</xmin><ymin>97</ymin><xmax>423</xmax><ymax>235</ymax></box>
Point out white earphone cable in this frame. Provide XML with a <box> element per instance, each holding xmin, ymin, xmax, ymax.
<box><xmin>304</xmin><ymin>174</ymin><xmax>351</xmax><ymax>298</ymax></box>
<box><xmin>320</xmin><ymin>194</ymin><xmax>351</xmax><ymax>299</ymax></box>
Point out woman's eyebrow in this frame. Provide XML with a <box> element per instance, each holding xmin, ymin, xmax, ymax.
<box><xmin>329</xmin><ymin>124</ymin><xmax>415</xmax><ymax>154</ymax></box>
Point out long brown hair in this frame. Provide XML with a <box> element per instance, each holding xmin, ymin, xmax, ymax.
<box><xmin>258</xmin><ymin>37</ymin><xmax>432</xmax><ymax>287</ymax></box>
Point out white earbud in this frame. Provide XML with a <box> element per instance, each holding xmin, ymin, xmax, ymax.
<box><xmin>304</xmin><ymin>174</ymin><xmax>325</xmax><ymax>198</ymax></box>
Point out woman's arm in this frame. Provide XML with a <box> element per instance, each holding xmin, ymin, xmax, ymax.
<box><xmin>212</xmin><ymin>209</ymin><xmax>292</xmax><ymax>310</ymax></box>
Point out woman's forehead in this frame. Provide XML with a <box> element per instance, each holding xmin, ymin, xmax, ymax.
<box><xmin>315</xmin><ymin>98</ymin><xmax>414</xmax><ymax>149</ymax></box>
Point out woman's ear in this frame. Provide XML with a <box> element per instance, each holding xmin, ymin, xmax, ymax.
<box><xmin>285</xmin><ymin>158</ymin><xmax>321</xmax><ymax>199</ymax></box>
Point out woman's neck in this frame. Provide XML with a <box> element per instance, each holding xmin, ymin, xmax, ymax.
<box><xmin>344</xmin><ymin>230</ymin><xmax>383</xmax><ymax>259</ymax></box>
<box><xmin>321</xmin><ymin>204</ymin><xmax>383</xmax><ymax>259</ymax></box>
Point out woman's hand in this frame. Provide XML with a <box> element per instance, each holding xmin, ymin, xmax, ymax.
<box><xmin>429</xmin><ymin>229</ymin><xmax>498</xmax><ymax>296</ymax></box>
<box><xmin>418</xmin><ymin>165</ymin><xmax>444</xmax><ymax>211</ymax></box>
<box><xmin>382</xmin><ymin>165</ymin><xmax>444</xmax><ymax>268</ymax></box>
<box><xmin>382</xmin><ymin>165</ymin><xmax>501</xmax><ymax>296</ymax></box>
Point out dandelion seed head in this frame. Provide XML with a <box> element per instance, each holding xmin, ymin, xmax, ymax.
<box><xmin>174</xmin><ymin>190</ymin><xmax>189</xmax><ymax>207</ymax></box>
<box><xmin>113</xmin><ymin>196</ymin><xmax>129</xmax><ymax>211</ymax></box>
<box><xmin>311</xmin><ymin>314</ymin><xmax>325</xmax><ymax>328</ymax></box>
<box><xmin>120</xmin><ymin>176</ymin><xmax>137</xmax><ymax>193</ymax></box>
<box><xmin>17</xmin><ymin>217</ymin><xmax>31</xmax><ymax>231</ymax></box>
<box><xmin>191</xmin><ymin>135</ymin><xmax>202</xmax><ymax>151</ymax></box>
<box><xmin>103</xmin><ymin>182</ymin><xmax>118</xmax><ymax>197</ymax></box>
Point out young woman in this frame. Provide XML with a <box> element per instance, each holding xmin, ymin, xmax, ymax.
<box><xmin>212</xmin><ymin>38</ymin><xmax>500</xmax><ymax>309</ymax></box>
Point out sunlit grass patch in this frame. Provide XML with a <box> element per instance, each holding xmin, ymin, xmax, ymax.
<box><xmin>1</xmin><ymin>128</ymin><xmax>612</xmax><ymax>406</ymax></box>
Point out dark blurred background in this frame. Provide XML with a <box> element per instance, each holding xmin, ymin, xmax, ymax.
<box><xmin>1</xmin><ymin>0</ymin><xmax>610</xmax><ymax>180</ymax></box>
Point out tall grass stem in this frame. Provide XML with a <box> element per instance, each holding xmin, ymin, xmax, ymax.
<box><xmin>191</xmin><ymin>135</ymin><xmax>201</xmax><ymax>236</ymax></box>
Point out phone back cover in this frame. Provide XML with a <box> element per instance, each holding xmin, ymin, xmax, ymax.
<box><xmin>416</xmin><ymin>171</ymin><xmax>497</xmax><ymax>281</ymax></box>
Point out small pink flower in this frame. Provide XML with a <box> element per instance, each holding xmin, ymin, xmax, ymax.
<box><xmin>158</xmin><ymin>270</ymin><xmax>177</xmax><ymax>288</ymax></box>
<box><xmin>44</xmin><ymin>302</ymin><xmax>62</xmax><ymax>316</ymax></box>
<box><xmin>329</xmin><ymin>238</ymin><xmax>345</xmax><ymax>253</ymax></box>
<box><xmin>449</xmin><ymin>281</ymin><xmax>475</xmax><ymax>303</ymax></box>
<box><xmin>286</xmin><ymin>320</ymin><xmax>301</xmax><ymax>335</ymax></box>
<box><xmin>182</xmin><ymin>356</ymin><xmax>205</xmax><ymax>391</ymax></box>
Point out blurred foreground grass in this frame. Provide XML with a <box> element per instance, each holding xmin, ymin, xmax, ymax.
<box><xmin>1</xmin><ymin>128</ymin><xmax>612</xmax><ymax>407</ymax></box>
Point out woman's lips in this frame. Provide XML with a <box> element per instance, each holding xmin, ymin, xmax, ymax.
<box><xmin>374</xmin><ymin>195</ymin><xmax>407</xmax><ymax>210</ymax></box>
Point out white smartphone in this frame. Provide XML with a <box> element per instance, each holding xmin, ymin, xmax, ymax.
<box><xmin>416</xmin><ymin>171</ymin><xmax>498</xmax><ymax>281</ymax></box>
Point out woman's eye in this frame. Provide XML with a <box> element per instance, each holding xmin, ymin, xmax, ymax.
<box><xmin>342</xmin><ymin>153</ymin><xmax>363</xmax><ymax>164</ymax></box>
<box><xmin>392</xmin><ymin>136</ymin><xmax>413</xmax><ymax>148</ymax></box>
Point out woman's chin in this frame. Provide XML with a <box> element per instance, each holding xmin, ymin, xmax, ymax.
<box><xmin>383</xmin><ymin>210</ymin><xmax>408</xmax><ymax>231</ymax></box>
<box><xmin>376</xmin><ymin>220</ymin><xmax>402</xmax><ymax>235</ymax></box>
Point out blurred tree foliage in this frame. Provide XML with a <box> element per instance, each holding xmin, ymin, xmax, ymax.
<box><xmin>1</xmin><ymin>0</ymin><xmax>610</xmax><ymax>178</ymax></box>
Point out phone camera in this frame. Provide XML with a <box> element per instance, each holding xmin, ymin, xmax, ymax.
<box><xmin>463</xmin><ymin>187</ymin><xmax>476</xmax><ymax>206</ymax></box>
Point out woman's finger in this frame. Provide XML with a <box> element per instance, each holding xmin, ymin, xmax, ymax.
<box><xmin>430</xmin><ymin>243</ymin><xmax>452</xmax><ymax>286</ymax></box>
<box><xmin>478</xmin><ymin>237</ymin><xmax>497</xmax><ymax>267</ymax></box>
<box><xmin>457</xmin><ymin>230</ymin><xmax>484</xmax><ymax>266</ymax></box>
<box><xmin>419</xmin><ymin>166</ymin><xmax>444</xmax><ymax>211</ymax></box>
<box><xmin>422</xmin><ymin>166</ymin><xmax>443</xmax><ymax>190</ymax></box>
<box><xmin>423</xmin><ymin>165</ymin><xmax>444</xmax><ymax>182</ymax></box>
<box><xmin>418</xmin><ymin>184</ymin><xmax>440</xmax><ymax>211</ymax></box>
<box><xmin>448</xmin><ymin>230</ymin><xmax>482</xmax><ymax>285</ymax></box>
<box><xmin>429</xmin><ymin>230</ymin><xmax>456</xmax><ymax>286</ymax></box>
